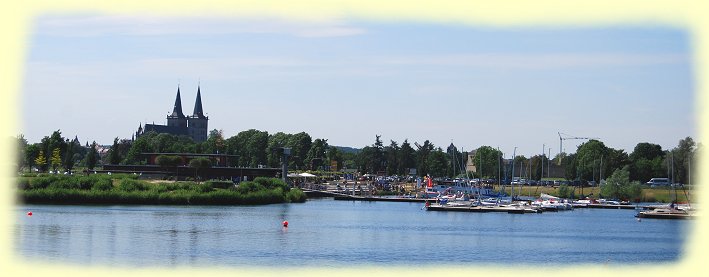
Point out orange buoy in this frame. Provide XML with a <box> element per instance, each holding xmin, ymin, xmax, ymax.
<box><xmin>282</xmin><ymin>220</ymin><xmax>288</xmax><ymax>227</ymax></box>
<box><xmin>27</xmin><ymin>211</ymin><xmax>32</xmax><ymax>216</ymax></box>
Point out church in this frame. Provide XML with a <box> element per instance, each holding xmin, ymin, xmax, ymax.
<box><xmin>135</xmin><ymin>85</ymin><xmax>209</xmax><ymax>142</ymax></box>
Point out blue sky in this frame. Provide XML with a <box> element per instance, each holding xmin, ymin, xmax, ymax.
<box><xmin>21</xmin><ymin>14</ymin><xmax>695</xmax><ymax>158</ymax></box>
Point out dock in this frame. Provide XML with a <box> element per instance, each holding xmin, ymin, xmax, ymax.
<box><xmin>332</xmin><ymin>195</ymin><xmax>432</xmax><ymax>203</ymax></box>
<box><xmin>426</xmin><ymin>204</ymin><xmax>542</xmax><ymax>214</ymax></box>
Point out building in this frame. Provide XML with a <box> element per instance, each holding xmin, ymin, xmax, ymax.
<box><xmin>136</xmin><ymin>85</ymin><xmax>208</xmax><ymax>142</ymax></box>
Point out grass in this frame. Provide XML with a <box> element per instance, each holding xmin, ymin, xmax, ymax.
<box><xmin>16</xmin><ymin>174</ymin><xmax>306</xmax><ymax>205</ymax></box>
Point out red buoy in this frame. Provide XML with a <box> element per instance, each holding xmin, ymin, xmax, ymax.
<box><xmin>27</xmin><ymin>211</ymin><xmax>32</xmax><ymax>216</ymax></box>
<box><xmin>282</xmin><ymin>220</ymin><xmax>288</xmax><ymax>227</ymax></box>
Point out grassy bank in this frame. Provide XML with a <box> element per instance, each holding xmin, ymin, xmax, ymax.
<box><xmin>17</xmin><ymin>174</ymin><xmax>306</xmax><ymax>205</ymax></box>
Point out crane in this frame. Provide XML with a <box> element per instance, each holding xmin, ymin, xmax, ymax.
<box><xmin>558</xmin><ymin>132</ymin><xmax>600</xmax><ymax>162</ymax></box>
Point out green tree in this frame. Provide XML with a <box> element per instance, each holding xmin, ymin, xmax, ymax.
<box><xmin>472</xmin><ymin>146</ymin><xmax>503</xmax><ymax>179</ymax></box>
<box><xmin>427</xmin><ymin>149</ymin><xmax>449</xmax><ymax>177</ymax></box>
<box><xmin>305</xmin><ymin>138</ymin><xmax>328</xmax><ymax>170</ymax></box>
<box><xmin>628</xmin><ymin>142</ymin><xmax>666</xmax><ymax>182</ymax></box>
<box><xmin>85</xmin><ymin>142</ymin><xmax>98</xmax><ymax>170</ymax></box>
<box><xmin>108</xmin><ymin>137</ymin><xmax>121</xmax><ymax>165</ymax></box>
<box><xmin>415</xmin><ymin>140</ymin><xmax>435</xmax><ymax>176</ymax></box>
<box><xmin>266</xmin><ymin>132</ymin><xmax>292</xmax><ymax>168</ymax></box>
<box><xmin>189</xmin><ymin>157</ymin><xmax>212</xmax><ymax>182</ymax></box>
<box><xmin>25</xmin><ymin>144</ymin><xmax>40</xmax><ymax>171</ymax></box>
<box><xmin>327</xmin><ymin>146</ymin><xmax>343</xmax><ymax>171</ymax></box>
<box><xmin>287</xmin><ymin>132</ymin><xmax>312</xmax><ymax>170</ymax></box>
<box><xmin>50</xmin><ymin>148</ymin><xmax>62</xmax><ymax>172</ymax></box>
<box><xmin>399</xmin><ymin>140</ymin><xmax>416</xmax><ymax>175</ymax></box>
<box><xmin>16</xmin><ymin>134</ymin><xmax>28</xmax><ymax>171</ymax></box>
<box><xmin>601</xmin><ymin>166</ymin><xmax>641</xmax><ymax>201</ymax></box>
<box><xmin>669</xmin><ymin>136</ymin><xmax>696</xmax><ymax>184</ymax></box>
<box><xmin>34</xmin><ymin>150</ymin><xmax>47</xmax><ymax>172</ymax></box>
<box><xmin>204</xmin><ymin>129</ymin><xmax>226</xmax><ymax>154</ymax></box>
<box><xmin>385</xmin><ymin>140</ymin><xmax>400</xmax><ymax>175</ymax></box>
<box><xmin>63</xmin><ymin>138</ymin><xmax>75</xmax><ymax>172</ymax></box>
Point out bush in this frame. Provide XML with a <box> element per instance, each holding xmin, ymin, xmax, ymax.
<box><xmin>286</xmin><ymin>188</ymin><xmax>307</xmax><ymax>203</ymax></box>
<box><xmin>17</xmin><ymin>177</ymin><xmax>30</xmax><ymax>189</ymax></box>
<box><xmin>236</xmin><ymin>181</ymin><xmax>266</xmax><ymax>194</ymax></box>
<box><xmin>117</xmin><ymin>179</ymin><xmax>147</xmax><ymax>192</ymax></box>
<box><xmin>91</xmin><ymin>178</ymin><xmax>113</xmax><ymax>191</ymax></box>
<box><xmin>253</xmin><ymin>177</ymin><xmax>287</xmax><ymax>191</ymax></box>
<box><xmin>204</xmin><ymin>180</ymin><xmax>233</xmax><ymax>189</ymax></box>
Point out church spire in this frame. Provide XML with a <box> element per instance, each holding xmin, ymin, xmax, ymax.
<box><xmin>170</xmin><ymin>86</ymin><xmax>185</xmax><ymax>118</ymax></box>
<box><xmin>192</xmin><ymin>85</ymin><xmax>206</xmax><ymax>118</ymax></box>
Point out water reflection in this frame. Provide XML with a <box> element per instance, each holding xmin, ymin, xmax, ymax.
<box><xmin>14</xmin><ymin>201</ymin><xmax>688</xmax><ymax>267</ymax></box>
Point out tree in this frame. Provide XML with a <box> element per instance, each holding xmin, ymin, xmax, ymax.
<box><xmin>287</xmin><ymin>132</ymin><xmax>312</xmax><ymax>170</ymax></box>
<box><xmin>472</xmin><ymin>146</ymin><xmax>503</xmax><ymax>179</ymax></box>
<box><xmin>85</xmin><ymin>142</ymin><xmax>98</xmax><ymax>170</ymax></box>
<box><xmin>108</xmin><ymin>137</ymin><xmax>121</xmax><ymax>165</ymax></box>
<box><xmin>601</xmin><ymin>166</ymin><xmax>642</xmax><ymax>201</ymax></box>
<box><xmin>427</xmin><ymin>149</ymin><xmax>449</xmax><ymax>177</ymax></box>
<box><xmin>415</xmin><ymin>140</ymin><xmax>435</xmax><ymax>176</ymax></box>
<box><xmin>63</xmin><ymin>138</ymin><xmax>75</xmax><ymax>172</ymax></box>
<box><xmin>385</xmin><ymin>140</ymin><xmax>400</xmax><ymax>175</ymax></box>
<box><xmin>266</xmin><ymin>132</ymin><xmax>292</xmax><ymax>168</ymax></box>
<box><xmin>628</xmin><ymin>142</ymin><xmax>666</xmax><ymax>182</ymax></box>
<box><xmin>399</xmin><ymin>140</ymin><xmax>416</xmax><ymax>175</ymax></box>
<box><xmin>305</xmin><ymin>138</ymin><xmax>328</xmax><ymax>170</ymax></box>
<box><xmin>205</xmin><ymin>129</ymin><xmax>226</xmax><ymax>154</ymax></box>
<box><xmin>155</xmin><ymin>155</ymin><xmax>183</xmax><ymax>178</ymax></box>
<box><xmin>189</xmin><ymin>157</ymin><xmax>212</xmax><ymax>182</ymax></box>
<box><xmin>25</xmin><ymin>144</ymin><xmax>40</xmax><ymax>171</ymax></box>
<box><xmin>50</xmin><ymin>148</ymin><xmax>62</xmax><ymax>172</ymax></box>
<box><xmin>34</xmin><ymin>150</ymin><xmax>47</xmax><ymax>172</ymax></box>
<box><xmin>327</xmin><ymin>146</ymin><xmax>343</xmax><ymax>171</ymax></box>
<box><xmin>669</xmin><ymin>137</ymin><xmax>696</xmax><ymax>184</ymax></box>
<box><xmin>16</xmin><ymin>134</ymin><xmax>28</xmax><ymax>171</ymax></box>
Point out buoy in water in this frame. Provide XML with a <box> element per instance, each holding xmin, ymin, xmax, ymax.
<box><xmin>27</xmin><ymin>211</ymin><xmax>32</xmax><ymax>216</ymax></box>
<box><xmin>282</xmin><ymin>220</ymin><xmax>288</xmax><ymax>227</ymax></box>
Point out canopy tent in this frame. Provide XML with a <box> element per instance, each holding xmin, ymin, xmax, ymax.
<box><xmin>299</xmin><ymin>172</ymin><xmax>317</xmax><ymax>178</ymax></box>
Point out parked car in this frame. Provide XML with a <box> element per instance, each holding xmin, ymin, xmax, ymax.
<box><xmin>646</xmin><ymin>178</ymin><xmax>671</xmax><ymax>187</ymax></box>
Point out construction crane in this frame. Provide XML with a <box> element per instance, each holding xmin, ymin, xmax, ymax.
<box><xmin>558</xmin><ymin>132</ymin><xmax>600</xmax><ymax>162</ymax></box>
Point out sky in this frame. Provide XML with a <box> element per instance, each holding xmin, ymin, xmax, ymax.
<box><xmin>20</xmin><ymin>13</ymin><xmax>696</xmax><ymax>158</ymax></box>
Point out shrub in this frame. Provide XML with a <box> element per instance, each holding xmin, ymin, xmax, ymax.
<box><xmin>236</xmin><ymin>181</ymin><xmax>265</xmax><ymax>194</ymax></box>
<box><xmin>17</xmin><ymin>177</ymin><xmax>30</xmax><ymax>189</ymax></box>
<box><xmin>91</xmin><ymin>178</ymin><xmax>113</xmax><ymax>191</ymax></box>
<box><xmin>117</xmin><ymin>179</ymin><xmax>146</xmax><ymax>192</ymax></box>
<box><xmin>204</xmin><ymin>180</ymin><xmax>233</xmax><ymax>189</ymax></box>
<box><xmin>286</xmin><ymin>188</ymin><xmax>307</xmax><ymax>203</ymax></box>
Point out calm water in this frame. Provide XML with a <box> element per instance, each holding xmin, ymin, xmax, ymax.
<box><xmin>14</xmin><ymin>199</ymin><xmax>690</xmax><ymax>267</ymax></box>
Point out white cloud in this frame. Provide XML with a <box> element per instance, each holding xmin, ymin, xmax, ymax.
<box><xmin>32</xmin><ymin>14</ymin><xmax>367</xmax><ymax>38</ymax></box>
<box><xmin>379</xmin><ymin>53</ymin><xmax>689</xmax><ymax>69</ymax></box>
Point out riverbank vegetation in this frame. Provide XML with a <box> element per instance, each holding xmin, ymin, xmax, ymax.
<box><xmin>13</xmin><ymin>129</ymin><xmax>699</xmax><ymax>199</ymax></box>
<box><xmin>17</xmin><ymin>174</ymin><xmax>306</xmax><ymax>205</ymax></box>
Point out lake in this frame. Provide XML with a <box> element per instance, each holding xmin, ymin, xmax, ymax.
<box><xmin>13</xmin><ymin>198</ymin><xmax>690</xmax><ymax>267</ymax></box>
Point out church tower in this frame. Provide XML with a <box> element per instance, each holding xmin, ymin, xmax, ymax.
<box><xmin>187</xmin><ymin>85</ymin><xmax>208</xmax><ymax>142</ymax></box>
<box><xmin>167</xmin><ymin>86</ymin><xmax>188</xmax><ymax>128</ymax></box>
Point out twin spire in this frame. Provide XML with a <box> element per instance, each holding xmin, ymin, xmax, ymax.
<box><xmin>170</xmin><ymin>85</ymin><xmax>205</xmax><ymax>119</ymax></box>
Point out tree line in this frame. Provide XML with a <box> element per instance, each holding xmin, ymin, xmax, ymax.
<box><xmin>14</xmin><ymin>130</ymin><xmax>700</xmax><ymax>185</ymax></box>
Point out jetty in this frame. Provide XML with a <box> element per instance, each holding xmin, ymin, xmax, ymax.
<box><xmin>426</xmin><ymin>204</ymin><xmax>542</xmax><ymax>214</ymax></box>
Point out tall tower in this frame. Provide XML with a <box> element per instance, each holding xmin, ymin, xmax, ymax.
<box><xmin>188</xmin><ymin>85</ymin><xmax>208</xmax><ymax>142</ymax></box>
<box><xmin>167</xmin><ymin>86</ymin><xmax>187</xmax><ymax>128</ymax></box>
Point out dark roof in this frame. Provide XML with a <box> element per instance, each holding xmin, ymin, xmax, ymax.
<box><xmin>143</xmin><ymin>124</ymin><xmax>188</xmax><ymax>136</ymax></box>
<box><xmin>169</xmin><ymin>86</ymin><xmax>186</xmax><ymax>118</ymax></box>
<box><xmin>192</xmin><ymin>85</ymin><xmax>206</xmax><ymax>119</ymax></box>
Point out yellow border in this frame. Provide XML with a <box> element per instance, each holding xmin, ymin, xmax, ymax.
<box><xmin>1</xmin><ymin>1</ymin><xmax>705</xmax><ymax>277</ymax></box>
